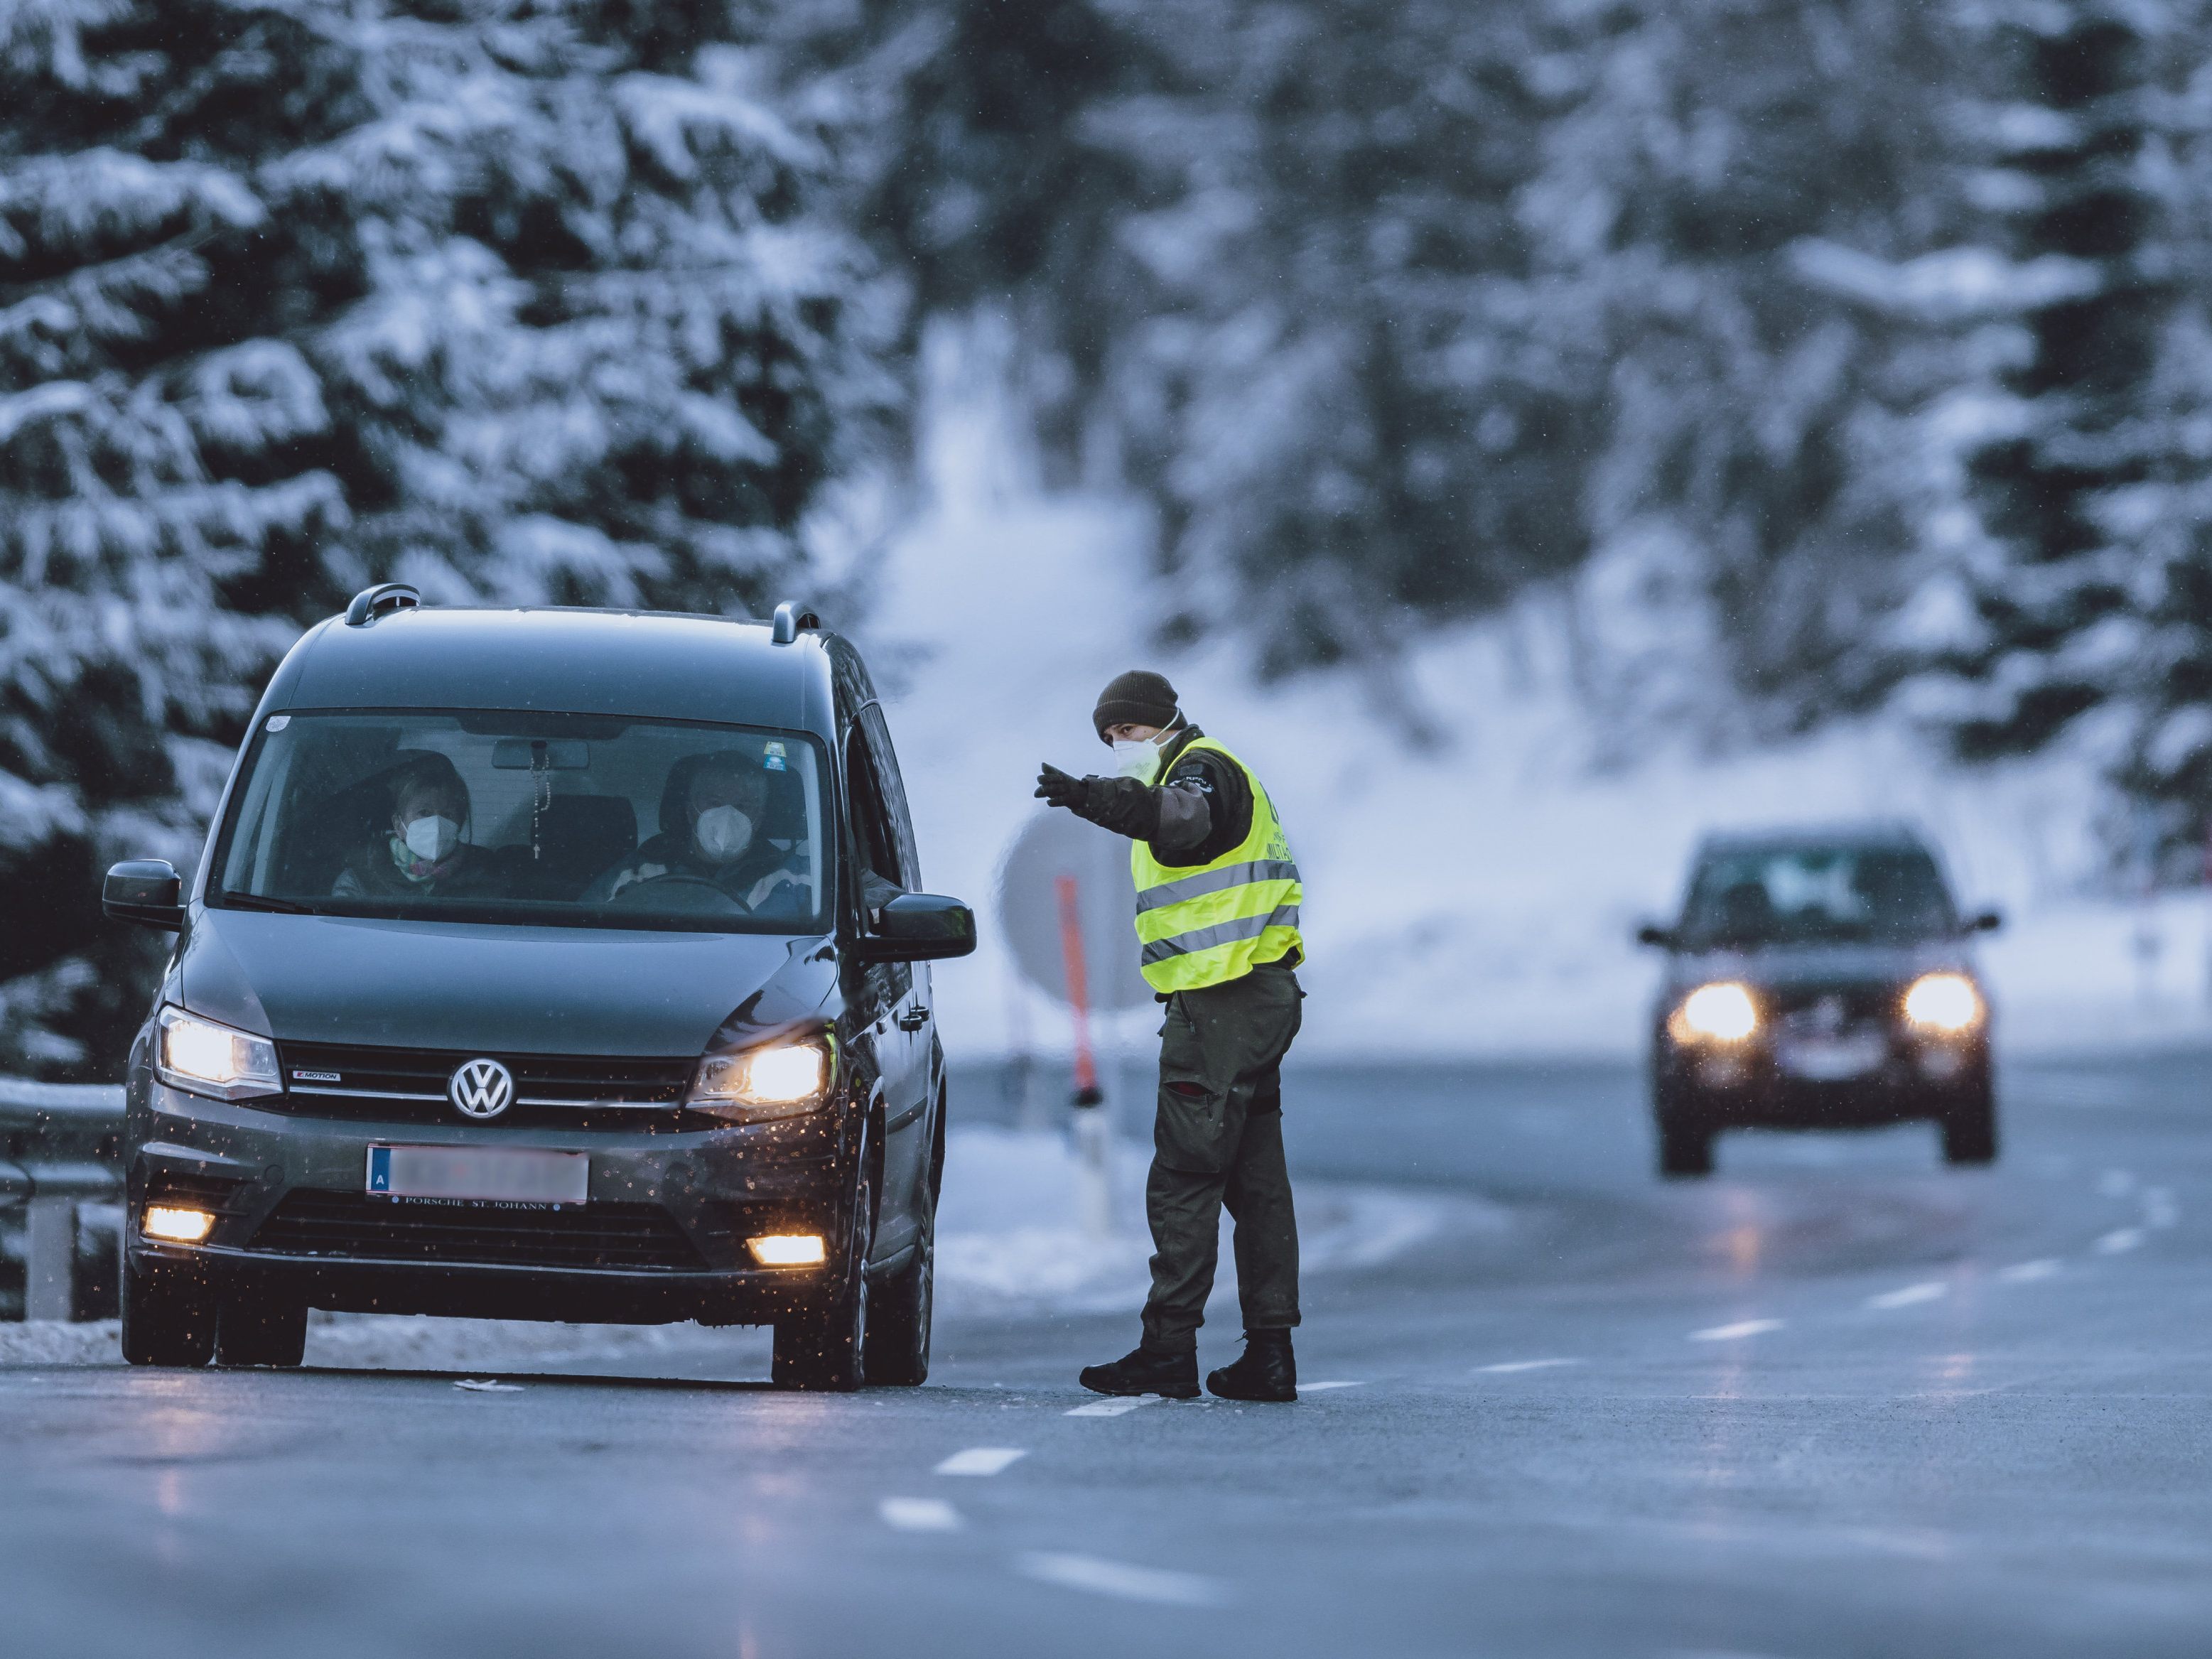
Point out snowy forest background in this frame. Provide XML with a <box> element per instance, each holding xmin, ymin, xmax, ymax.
<box><xmin>8</xmin><ymin>0</ymin><xmax>2212</xmax><ymax>1075</ymax></box>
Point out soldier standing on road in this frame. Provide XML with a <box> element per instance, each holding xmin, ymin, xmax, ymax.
<box><xmin>1036</xmin><ymin>671</ymin><xmax>1306</xmax><ymax>1403</ymax></box>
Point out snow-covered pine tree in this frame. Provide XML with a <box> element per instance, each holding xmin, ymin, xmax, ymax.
<box><xmin>0</xmin><ymin>0</ymin><xmax>894</xmax><ymax>1077</ymax></box>
<box><xmin>1948</xmin><ymin>4</ymin><xmax>2173</xmax><ymax>760</ymax></box>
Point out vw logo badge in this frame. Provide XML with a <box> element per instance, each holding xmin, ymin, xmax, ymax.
<box><xmin>449</xmin><ymin>1058</ymin><xmax>514</xmax><ymax>1120</ymax></box>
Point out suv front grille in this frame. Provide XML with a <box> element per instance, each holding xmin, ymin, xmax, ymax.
<box><xmin>248</xmin><ymin>1190</ymin><xmax>707</xmax><ymax>1271</ymax></box>
<box><xmin>269</xmin><ymin>1042</ymin><xmax>694</xmax><ymax>1129</ymax></box>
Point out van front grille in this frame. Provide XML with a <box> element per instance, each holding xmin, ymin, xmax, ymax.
<box><xmin>268</xmin><ymin>1042</ymin><xmax>694</xmax><ymax>1129</ymax></box>
<box><xmin>247</xmin><ymin>1190</ymin><xmax>706</xmax><ymax>1272</ymax></box>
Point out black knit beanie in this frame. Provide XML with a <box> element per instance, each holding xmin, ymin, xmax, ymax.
<box><xmin>1092</xmin><ymin>669</ymin><xmax>1180</xmax><ymax>742</ymax></box>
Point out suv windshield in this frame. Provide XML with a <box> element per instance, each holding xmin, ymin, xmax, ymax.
<box><xmin>212</xmin><ymin>710</ymin><xmax>830</xmax><ymax>934</ymax></box>
<box><xmin>1678</xmin><ymin>845</ymin><xmax>1956</xmax><ymax>949</ymax></box>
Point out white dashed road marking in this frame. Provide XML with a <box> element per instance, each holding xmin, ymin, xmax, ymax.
<box><xmin>935</xmin><ymin>1447</ymin><xmax>1027</xmax><ymax>1476</ymax></box>
<box><xmin>1066</xmin><ymin>1395</ymin><xmax>1160</xmax><ymax>1417</ymax></box>
<box><xmin>1298</xmin><ymin>1380</ymin><xmax>1365</xmax><ymax>1392</ymax></box>
<box><xmin>1016</xmin><ymin>1552</ymin><xmax>1226</xmax><ymax>1606</ymax></box>
<box><xmin>1865</xmin><ymin>1282</ymin><xmax>1947</xmax><ymax>1310</ymax></box>
<box><xmin>2094</xmin><ymin>1227</ymin><xmax>2145</xmax><ymax>1255</ymax></box>
<box><xmin>1473</xmin><ymin>1359</ymin><xmax>1583</xmax><ymax>1374</ymax></box>
<box><xmin>1691</xmin><ymin>1319</ymin><xmax>1784</xmax><ymax>1342</ymax></box>
<box><xmin>1996</xmin><ymin>1258</ymin><xmax>2060</xmax><ymax>1283</ymax></box>
<box><xmin>452</xmin><ymin>1380</ymin><xmax>523</xmax><ymax>1393</ymax></box>
<box><xmin>2098</xmin><ymin>1169</ymin><xmax>2137</xmax><ymax>1198</ymax></box>
<box><xmin>880</xmin><ymin>1497</ymin><xmax>962</xmax><ymax>1532</ymax></box>
<box><xmin>2144</xmin><ymin>1187</ymin><xmax>2180</xmax><ymax>1228</ymax></box>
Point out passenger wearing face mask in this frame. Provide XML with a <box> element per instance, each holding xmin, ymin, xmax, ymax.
<box><xmin>1035</xmin><ymin>670</ymin><xmax>1307</xmax><ymax>1405</ymax></box>
<box><xmin>333</xmin><ymin>756</ymin><xmax>500</xmax><ymax>900</ymax></box>
<box><xmin>586</xmin><ymin>754</ymin><xmax>805</xmax><ymax>913</ymax></box>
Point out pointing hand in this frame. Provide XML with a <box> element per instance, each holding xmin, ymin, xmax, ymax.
<box><xmin>1035</xmin><ymin>763</ymin><xmax>1086</xmax><ymax>810</ymax></box>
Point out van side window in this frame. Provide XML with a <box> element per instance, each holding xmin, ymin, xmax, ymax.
<box><xmin>843</xmin><ymin>721</ymin><xmax>912</xmax><ymax>1001</ymax></box>
<box><xmin>858</xmin><ymin>705</ymin><xmax>920</xmax><ymax>890</ymax></box>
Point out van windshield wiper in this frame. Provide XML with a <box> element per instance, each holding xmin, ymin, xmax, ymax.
<box><xmin>217</xmin><ymin>892</ymin><xmax>316</xmax><ymax>914</ymax></box>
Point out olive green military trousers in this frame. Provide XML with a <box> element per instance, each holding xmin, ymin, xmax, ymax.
<box><xmin>1139</xmin><ymin>959</ymin><xmax>1303</xmax><ymax>1353</ymax></box>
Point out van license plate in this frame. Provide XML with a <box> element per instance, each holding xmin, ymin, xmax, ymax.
<box><xmin>366</xmin><ymin>1146</ymin><xmax>588</xmax><ymax>1206</ymax></box>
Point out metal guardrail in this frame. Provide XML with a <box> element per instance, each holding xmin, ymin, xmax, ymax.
<box><xmin>0</xmin><ymin>1079</ymin><xmax>124</xmax><ymax>1321</ymax></box>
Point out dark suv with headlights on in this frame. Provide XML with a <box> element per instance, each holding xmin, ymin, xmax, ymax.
<box><xmin>101</xmin><ymin>586</ymin><xmax>973</xmax><ymax>1389</ymax></box>
<box><xmin>1635</xmin><ymin>825</ymin><xmax>1999</xmax><ymax>1178</ymax></box>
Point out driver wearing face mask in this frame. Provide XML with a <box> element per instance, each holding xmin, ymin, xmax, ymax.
<box><xmin>586</xmin><ymin>755</ymin><xmax>804</xmax><ymax>912</ymax></box>
<box><xmin>333</xmin><ymin>756</ymin><xmax>499</xmax><ymax>899</ymax></box>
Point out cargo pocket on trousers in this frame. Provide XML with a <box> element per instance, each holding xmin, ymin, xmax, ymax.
<box><xmin>1155</xmin><ymin>1075</ymin><xmax>1230</xmax><ymax>1174</ymax></box>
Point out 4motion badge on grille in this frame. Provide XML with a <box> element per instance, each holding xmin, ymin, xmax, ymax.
<box><xmin>448</xmin><ymin>1058</ymin><xmax>515</xmax><ymax>1120</ymax></box>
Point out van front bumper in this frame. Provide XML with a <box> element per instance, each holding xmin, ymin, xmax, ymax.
<box><xmin>126</xmin><ymin>1081</ymin><xmax>860</xmax><ymax>1326</ymax></box>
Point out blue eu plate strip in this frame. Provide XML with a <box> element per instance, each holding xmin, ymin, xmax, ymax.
<box><xmin>367</xmin><ymin>1146</ymin><xmax>392</xmax><ymax>1194</ymax></box>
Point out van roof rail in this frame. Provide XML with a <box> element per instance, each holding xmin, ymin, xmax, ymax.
<box><xmin>770</xmin><ymin>600</ymin><xmax>821</xmax><ymax>644</ymax></box>
<box><xmin>345</xmin><ymin>583</ymin><xmax>422</xmax><ymax>627</ymax></box>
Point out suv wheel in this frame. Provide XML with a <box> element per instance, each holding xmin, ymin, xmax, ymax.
<box><xmin>215</xmin><ymin>1290</ymin><xmax>309</xmax><ymax>1368</ymax></box>
<box><xmin>772</xmin><ymin>1170</ymin><xmax>873</xmax><ymax>1392</ymax></box>
<box><xmin>862</xmin><ymin>1221</ymin><xmax>933</xmax><ymax>1388</ymax></box>
<box><xmin>120</xmin><ymin>1253</ymin><xmax>217</xmax><ymax>1368</ymax></box>
<box><xmin>1655</xmin><ymin>1089</ymin><xmax>1715</xmax><ymax>1179</ymax></box>
<box><xmin>1941</xmin><ymin>1081</ymin><xmax>1999</xmax><ymax>1166</ymax></box>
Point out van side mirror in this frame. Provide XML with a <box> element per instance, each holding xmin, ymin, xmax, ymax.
<box><xmin>1968</xmin><ymin>908</ymin><xmax>2003</xmax><ymax>934</ymax></box>
<box><xmin>856</xmin><ymin>892</ymin><xmax>978</xmax><ymax>962</ymax></box>
<box><xmin>1635</xmin><ymin>922</ymin><xmax>1676</xmax><ymax>949</ymax></box>
<box><xmin>104</xmin><ymin>860</ymin><xmax>185</xmax><ymax>931</ymax></box>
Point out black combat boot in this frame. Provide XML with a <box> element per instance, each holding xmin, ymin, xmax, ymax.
<box><xmin>1078</xmin><ymin>1344</ymin><xmax>1199</xmax><ymax>1399</ymax></box>
<box><xmin>1206</xmin><ymin>1329</ymin><xmax>1297</xmax><ymax>1402</ymax></box>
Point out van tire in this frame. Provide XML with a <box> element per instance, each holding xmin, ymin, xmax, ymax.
<box><xmin>120</xmin><ymin>1254</ymin><xmax>216</xmax><ymax>1368</ymax></box>
<box><xmin>215</xmin><ymin>1290</ymin><xmax>309</xmax><ymax>1368</ymax></box>
<box><xmin>863</xmin><ymin>1224</ymin><xmax>932</xmax><ymax>1387</ymax></box>
<box><xmin>772</xmin><ymin>1169</ymin><xmax>872</xmax><ymax>1392</ymax></box>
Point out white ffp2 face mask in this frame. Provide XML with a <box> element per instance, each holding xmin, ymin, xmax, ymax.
<box><xmin>695</xmin><ymin>804</ymin><xmax>755</xmax><ymax>862</ymax></box>
<box><xmin>1112</xmin><ymin>737</ymin><xmax>1164</xmax><ymax>783</ymax></box>
<box><xmin>401</xmin><ymin>815</ymin><xmax>460</xmax><ymax>863</ymax></box>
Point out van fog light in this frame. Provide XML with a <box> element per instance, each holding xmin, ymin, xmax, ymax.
<box><xmin>748</xmin><ymin>1233</ymin><xmax>826</xmax><ymax>1267</ymax></box>
<box><xmin>143</xmin><ymin>1205</ymin><xmax>215</xmax><ymax>1243</ymax></box>
<box><xmin>1904</xmin><ymin>973</ymin><xmax>1982</xmax><ymax>1033</ymax></box>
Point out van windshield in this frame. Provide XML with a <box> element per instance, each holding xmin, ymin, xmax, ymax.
<box><xmin>1678</xmin><ymin>845</ymin><xmax>1956</xmax><ymax>950</ymax></box>
<box><xmin>210</xmin><ymin>710</ymin><xmax>831</xmax><ymax>934</ymax></box>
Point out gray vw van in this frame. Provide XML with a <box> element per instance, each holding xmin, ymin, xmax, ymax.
<box><xmin>102</xmin><ymin>587</ymin><xmax>973</xmax><ymax>1390</ymax></box>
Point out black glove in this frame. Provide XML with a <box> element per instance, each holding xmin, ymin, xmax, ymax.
<box><xmin>1035</xmin><ymin>763</ymin><xmax>1089</xmax><ymax>810</ymax></box>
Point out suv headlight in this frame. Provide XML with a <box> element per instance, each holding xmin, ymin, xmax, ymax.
<box><xmin>156</xmin><ymin>1005</ymin><xmax>282</xmax><ymax>1101</ymax></box>
<box><xmin>1671</xmin><ymin>981</ymin><xmax>1758</xmax><ymax>1044</ymax></box>
<box><xmin>689</xmin><ymin>1037</ymin><xmax>831</xmax><ymax>1122</ymax></box>
<box><xmin>1904</xmin><ymin>973</ymin><xmax>1982</xmax><ymax>1034</ymax></box>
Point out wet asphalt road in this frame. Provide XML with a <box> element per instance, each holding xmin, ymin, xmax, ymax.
<box><xmin>4</xmin><ymin>1051</ymin><xmax>2211</xmax><ymax>1658</ymax></box>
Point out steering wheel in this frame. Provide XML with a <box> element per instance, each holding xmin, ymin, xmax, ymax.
<box><xmin>605</xmin><ymin>871</ymin><xmax>746</xmax><ymax>916</ymax></box>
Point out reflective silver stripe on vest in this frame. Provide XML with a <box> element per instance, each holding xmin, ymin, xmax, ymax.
<box><xmin>1134</xmin><ymin>860</ymin><xmax>1302</xmax><ymax>914</ymax></box>
<box><xmin>1139</xmin><ymin>905</ymin><xmax>1302</xmax><ymax>966</ymax></box>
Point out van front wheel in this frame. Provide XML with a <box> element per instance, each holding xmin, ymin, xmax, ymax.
<box><xmin>120</xmin><ymin>1254</ymin><xmax>216</xmax><ymax>1368</ymax></box>
<box><xmin>862</xmin><ymin>1223</ymin><xmax>932</xmax><ymax>1388</ymax></box>
<box><xmin>771</xmin><ymin>1173</ymin><xmax>873</xmax><ymax>1392</ymax></box>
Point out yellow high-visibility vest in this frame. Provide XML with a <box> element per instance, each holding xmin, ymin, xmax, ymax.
<box><xmin>1131</xmin><ymin>737</ymin><xmax>1303</xmax><ymax>993</ymax></box>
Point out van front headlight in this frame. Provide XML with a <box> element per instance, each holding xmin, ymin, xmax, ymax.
<box><xmin>156</xmin><ymin>1005</ymin><xmax>282</xmax><ymax>1101</ymax></box>
<box><xmin>689</xmin><ymin>1037</ymin><xmax>831</xmax><ymax>1122</ymax></box>
<box><xmin>1671</xmin><ymin>982</ymin><xmax>1759</xmax><ymax>1044</ymax></box>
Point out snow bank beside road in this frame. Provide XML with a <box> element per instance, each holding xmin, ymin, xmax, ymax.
<box><xmin>934</xmin><ymin>1126</ymin><xmax>1490</xmax><ymax>1315</ymax></box>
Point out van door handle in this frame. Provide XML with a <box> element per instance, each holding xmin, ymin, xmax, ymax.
<box><xmin>897</xmin><ymin>1006</ymin><xmax>929</xmax><ymax>1031</ymax></box>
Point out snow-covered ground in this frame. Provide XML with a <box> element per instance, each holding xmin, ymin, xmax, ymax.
<box><xmin>851</xmin><ymin>361</ymin><xmax>2212</xmax><ymax>1064</ymax></box>
<box><xmin>0</xmin><ymin>1128</ymin><xmax>1472</xmax><ymax>1370</ymax></box>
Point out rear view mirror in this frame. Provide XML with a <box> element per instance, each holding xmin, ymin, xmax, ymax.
<box><xmin>856</xmin><ymin>892</ymin><xmax>978</xmax><ymax>962</ymax></box>
<box><xmin>104</xmin><ymin>860</ymin><xmax>185</xmax><ymax>931</ymax></box>
<box><xmin>1635</xmin><ymin>922</ymin><xmax>1676</xmax><ymax>949</ymax></box>
<box><xmin>1968</xmin><ymin>908</ymin><xmax>2002</xmax><ymax>934</ymax></box>
<box><xmin>491</xmin><ymin>738</ymin><xmax>590</xmax><ymax>769</ymax></box>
